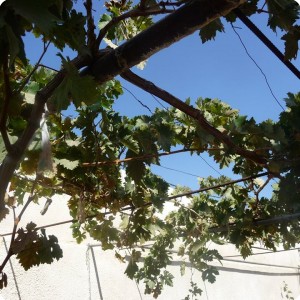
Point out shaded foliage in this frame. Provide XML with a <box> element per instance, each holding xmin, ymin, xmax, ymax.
<box><xmin>0</xmin><ymin>0</ymin><xmax>299</xmax><ymax>298</ymax></box>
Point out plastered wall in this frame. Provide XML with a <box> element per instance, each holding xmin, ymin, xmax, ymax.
<box><xmin>0</xmin><ymin>195</ymin><xmax>299</xmax><ymax>300</ymax></box>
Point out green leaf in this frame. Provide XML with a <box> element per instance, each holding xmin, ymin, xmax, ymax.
<box><xmin>201</xmin><ymin>267</ymin><xmax>219</xmax><ymax>283</ymax></box>
<box><xmin>281</xmin><ymin>26</ymin><xmax>300</xmax><ymax>60</ymax></box>
<box><xmin>121</xmin><ymin>135</ymin><xmax>139</xmax><ymax>154</ymax></box>
<box><xmin>156</xmin><ymin>123</ymin><xmax>174</xmax><ymax>152</ymax></box>
<box><xmin>50</xmin><ymin>59</ymin><xmax>99</xmax><ymax>111</ymax></box>
<box><xmin>54</xmin><ymin>158</ymin><xmax>79</xmax><ymax>170</ymax></box>
<box><xmin>199</xmin><ymin>19</ymin><xmax>224</xmax><ymax>43</ymax></box>
<box><xmin>240</xmin><ymin>243</ymin><xmax>252</xmax><ymax>259</ymax></box>
<box><xmin>191</xmin><ymin>240</ymin><xmax>206</xmax><ymax>254</ymax></box>
<box><xmin>267</xmin><ymin>0</ymin><xmax>298</xmax><ymax>32</ymax></box>
<box><xmin>125</xmin><ymin>258</ymin><xmax>139</xmax><ymax>279</ymax></box>
<box><xmin>98</xmin><ymin>14</ymin><xmax>112</xmax><ymax>30</ymax></box>
<box><xmin>23</xmin><ymin>92</ymin><xmax>35</xmax><ymax>104</ymax></box>
<box><xmin>125</xmin><ymin>150</ymin><xmax>146</xmax><ymax>183</ymax></box>
<box><xmin>0</xmin><ymin>137</ymin><xmax>7</xmax><ymax>163</ymax></box>
<box><xmin>51</xmin><ymin>10</ymin><xmax>87</xmax><ymax>54</ymax></box>
<box><xmin>15</xmin><ymin>226</ymin><xmax>63</xmax><ymax>270</ymax></box>
<box><xmin>268</xmin><ymin>160</ymin><xmax>285</xmax><ymax>174</ymax></box>
<box><xmin>0</xmin><ymin>10</ymin><xmax>27</xmax><ymax>66</ymax></box>
<box><xmin>284</xmin><ymin>92</ymin><xmax>300</xmax><ymax>107</ymax></box>
<box><xmin>4</xmin><ymin>24</ymin><xmax>21</xmax><ymax>66</ymax></box>
<box><xmin>8</xmin><ymin>0</ymin><xmax>60</xmax><ymax>34</ymax></box>
<box><xmin>233</xmin><ymin>115</ymin><xmax>247</xmax><ymax>130</ymax></box>
<box><xmin>89</xmin><ymin>219</ymin><xmax>119</xmax><ymax>250</ymax></box>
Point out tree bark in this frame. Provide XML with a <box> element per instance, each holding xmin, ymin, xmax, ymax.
<box><xmin>121</xmin><ymin>70</ymin><xmax>267</xmax><ymax>165</ymax></box>
<box><xmin>0</xmin><ymin>0</ymin><xmax>246</xmax><ymax>214</ymax></box>
<box><xmin>83</xmin><ymin>0</ymin><xmax>246</xmax><ymax>83</ymax></box>
<box><xmin>0</xmin><ymin>55</ymin><xmax>92</xmax><ymax>216</ymax></box>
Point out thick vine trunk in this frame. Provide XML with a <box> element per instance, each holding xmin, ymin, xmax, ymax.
<box><xmin>84</xmin><ymin>0</ymin><xmax>246</xmax><ymax>83</ymax></box>
<box><xmin>0</xmin><ymin>0</ymin><xmax>245</xmax><ymax>215</ymax></box>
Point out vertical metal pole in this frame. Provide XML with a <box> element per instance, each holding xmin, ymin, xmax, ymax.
<box><xmin>89</xmin><ymin>245</ymin><xmax>104</xmax><ymax>300</ymax></box>
<box><xmin>2</xmin><ymin>237</ymin><xmax>21</xmax><ymax>300</ymax></box>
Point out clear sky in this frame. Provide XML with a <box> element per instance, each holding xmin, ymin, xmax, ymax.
<box><xmin>114</xmin><ymin>8</ymin><xmax>300</xmax><ymax>189</ymax></box>
<box><xmin>24</xmin><ymin>0</ymin><xmax>300</xmax><ymax>190</ymax></box>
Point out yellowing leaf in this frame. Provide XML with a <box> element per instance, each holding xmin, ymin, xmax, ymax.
<box><xmin>54</xmin><ymin>158</ymin><xmax>79</xmax><ymax>170</ymax></box>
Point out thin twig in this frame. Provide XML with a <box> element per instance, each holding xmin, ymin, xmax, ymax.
<box><xmin>158</xmin><ymin>0</ymin><xmax>188</xmax><ymax>6</ymax></box>
<box><xmin>122</xmin><ymin>85</ymin><xmax>152</xmax><ymax>113</ymax></box>
<box><xmin>261</xmin><ymin>1</ymin><xmax>267</xmax><ymax>11</ymax></box>
<box><xmin>38</xmin><ymin>64</ymin><xmax>59</xmax><ymax>73</ymax></box>
<box><xmin>121</xmin><ymin>70</ymin><xmax>268</xmax><ymax>165</ymax></box>
<box><xmin>256</xmin><ymin>9</ymin><xmax>269</xmax><ymax>14</ymax></box>
<box><xmin>96</xmin><ymin>7</ymin><xmax>174</xmax><ymax>47</ymax></box>
<box><xmin>81</xmin><ymin>147</ymin><xmax>222</xmax><ymax>167</ymax></box>
<box><xmin>17</xmin><ymin>41</ymin><xmax>51</xmax><ymax>93</ymax></box>
<box><xmin>0</xmin><ymin>51</ymin><xmax>13</xmax><ymax>152</ymax></box>
<box><xmin>84</xmin><ymin>0</ymin><xmax>97</xmax><ymax>53</ymax></box>
<box><xmin>0</xmin><ymin>176</ymin><xmax>38</xmax><ymax>273</ymax></box>
<box><xmin>254</xmin><ymin>174</ymin><xmax>272</xmax><ymax>207</ymax></box>
<box><xmin>167</xmin><ymin>171</ymin><xmax>269</xmax><ymax>200</ymax></box>
<box><xmin>233</xmin><ymin>8</ymin><xmax>300</xmax><ymax>81</ymax></box>
<box><xmin>1</xmin><ymin>172</ymin><xmax>271</xmax><ymax>239</ymax></box>
<box><xmin>231</xmin><ymin>24</ymin><xmax>284</xmax><ymax>111</ymax></box>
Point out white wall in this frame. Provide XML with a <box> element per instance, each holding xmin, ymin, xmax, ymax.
<box><xmin>0</xmin><ymin>195</ymin><xmax>299</xmax><ymax>300</ymax></box>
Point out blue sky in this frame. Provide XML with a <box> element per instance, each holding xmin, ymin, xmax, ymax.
<box><xmin>24</xmin><ymin>1</ymin><xmax>300</xmax><ymax>190</ymax></box>
<box><xmin>114</xmin><ymin>11</ymin><xmax>300</xmax><ymax>189</ymax></box>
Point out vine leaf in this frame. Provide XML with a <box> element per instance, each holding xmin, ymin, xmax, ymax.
<box><xmin>51</xmin><ymin>10</ymin><xmax>87</xmax><ymax>54</ymax></box>
<box><xmin>120</xmin><ymin>135</ymin><xmax>139</xmax><ymax>154</ymax></box>
<box><xmin>89</xmin><ymin>219</ymin><xmax>119</xmax><ymax>250</ymax></box>
<box><xmin>125</xmin><ymin>150</ymin><xmax>146</xmax><ymax>183</ymax></box>
<box><xmin>267</xmin><ymin>0</ymin><xmax>298</xmax><ymax>32</ymax></box>
<box><xmin>54</xmin><ymin>158</ymin><xmax>79</xmax><ymax>170</ymax></box>
<box><xmin>282</xmin><ymin>26</ymin><xmax>300</xmax><ymax>60</ymax></box>
<box><xmin>11</xmin><ymin>222</ymin><xmax>39</xmax><ymax>254</ymax></box>
<box><xmin>199</xmin><ymin>19</ymin><xmax>224</xmax><ymax>43</ymax></box>
<box><xmin>50</xmin><ymin>60</ymin><xmax>99</xmax><ymax>111</ymax></box>
<box><xmin>201</xmin><ymin>266</ymin><xmax>219</xmax><ymax>283</ymax></box>
<box><xmin>3</xmin><ymin>25</ymin><xmax>22</xmax><ymax>66</ymax></box>
<box><xmin>98</xmin><ymin>14</ymin><xmax>112</xmax><ymax>30</ymax></box>
<box><xmin>7</xmin><ymin>0</ymin><xmax>60</xmax><ymax>34</ymax></box>
<box><xmin>14</xmin><ymin>224</ymin><xmax>63</xmax><ymax>270</ymax></box>
<box><xmin>125</xmin><ymin>250</ymin><xmax>141</xmax><ymax>279</ymax></box>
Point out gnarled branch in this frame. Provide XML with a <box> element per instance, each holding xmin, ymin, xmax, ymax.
<box><xmin>121</xmin><ymin>69</ymin><xmax>267</xmax><ymax>165</ymax></box>
<box><xmin>0</xmin><ymin>55</ymin><xmax>92</xmax><ymax>215</ymax></box>
<box><xmin>85</xmin><ymin>0</ymin><xmax>246</xmax><ymax>83</ymax></box>
<box><xmin>0</xmin><ymin>0</ymin><xmax>246</xmax><ymax>215</ymax></box>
